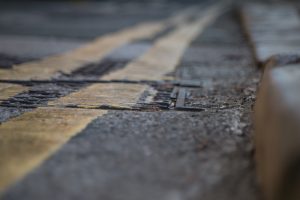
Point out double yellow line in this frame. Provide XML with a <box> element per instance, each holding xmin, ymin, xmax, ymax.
<box><xmin>0</xmin><ymin>6</ymin><xmax>193</xmax><ymax>101</ymax></box>
<box><xmin>0</xmin><ymin>2</ymin><xmax>226</xmax><ymax>194</ymax></box>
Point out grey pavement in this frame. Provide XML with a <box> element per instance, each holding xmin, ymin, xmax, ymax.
<box><xmin>2</xmin><ymin>110</ymin><xmax>258</xmax><ymax>200</ymax></box>
<box><xmin>0</xmin><ymin>1</ymin><xmax>185</xmax><ymax>66</ymax></box>
<box><xmin>0</xmin><ymin>1</ymin><xmax>184</xmax><ymax>40</ymax></box>
<box><xmin>0</xmin><ymin>35</ymin><xmax>83</xmax><ymax>59</ymax></box>
<box><xmin>0</xmin><ymin>6</ymin><xmax>261</xmax><ymax>200</ymax></box>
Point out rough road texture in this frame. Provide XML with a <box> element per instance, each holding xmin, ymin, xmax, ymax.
<box><xmin>2</xmin><ymin>111</ymin><xmax>258</xmax><ymax>200</ymax></box>
<box><xmin>1</xmin><ymin>10</ymin><xmax>261</xmax><ymax>200</ymax></box>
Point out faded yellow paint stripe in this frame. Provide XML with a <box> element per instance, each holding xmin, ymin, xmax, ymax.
<box><xmin>48</xmin><ymin>83</ymin><xmax>147</xmax><ymax>109</ymax></box>
<box><xmin>0</xmin><ymin>108</ymin><xmax>107</xmax><ymax>192</ymax></box>
<box><xmin>48</xmin><ymin>4</ymin><xmax>223</xmax><ymax>108</ymax></box>
<box><xmin>0</xmin><ymin>83</ymin><xmax>28</xmax><ymax>101</ymax></box>
<box><xmin>101</xmin><ymin>4</ymin><xmax>223</xmax><ymax>81</ymax></box>
<box><xmin>0</xmin><ymin>7</ymin><xmax>199</xmax><ymax>190</ymax></box>
<box><xmin>0</xmin><ymin>3</ymin><xmax>224</xmax><ymax>193</ymax></box>
<box><xmin>0</xmin><ymin>8</ymin><xmax>196</xmax><ymax>81</ymax></box>
<box><xmin>0</xmin><ymin>8</ymin><xmax>196</xmax><ymax>109</ymax></box>
<box><xmin>0</xmin><ymin>82</ymin><xmax>149</xmax><ymax>192</ymax></box>
<box><xmin>0</xmin><ymin>23</ymin><xmax>163</xmax><ymax>81</ymax></box>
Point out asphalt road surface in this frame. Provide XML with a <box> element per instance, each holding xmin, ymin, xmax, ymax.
<box><xmin>0</xmin><ymin>0</ymin><xmax>266</xmax><ymax>199</ymax></box>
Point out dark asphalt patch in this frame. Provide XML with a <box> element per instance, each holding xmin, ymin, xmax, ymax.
<box><xmin>70</xmin><ymin>59</ymin><xmax>130</xmax><ymax>78</ymax></box>
<box><xmin>65</xmin><ymin>42</ymin><xmax>152</xmax><ymax>80</ymax></box>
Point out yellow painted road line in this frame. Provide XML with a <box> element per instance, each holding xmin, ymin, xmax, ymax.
<box><xmin>0</xmin><ymin>83</ymin><xmax>28</xmax><ymax>102</ymax></box>
<box><xmin>0</xmin><ymin>8</ymin><xmax>197</xmax><ymax>81</ymax></box>
<box><xmin>48</xmin><ymin>4</ymin><xmax>224</xmax><ymax>109</ymax></box>
<box><xmin>101</xmin><ymin>3</ymin><xmax>223</xmax><ymax>81</ymax></box>
<box><xmin>0</xmin><ymin>7</ymin><xmax>197</xmax><ymax>109</ymax></box>
<box><xmin>0</xmin><ymin>83</ymin><xmax>150</xmax><ymax>192</ymax></box>
<box><xmin>0</xmin><ymin>23</ymin><xmax>163</xmax><ymax>81</ymax></box>
<box><xmin>48</xmin><ymin>83</ymin><xmax>148</xmax><ymax>109</ymax></box>
<box><xmin>0</xmin><ymin>108</ymin><xmax>106</xmax><ymax>192</ymax></box>
<box><xmin>0</xmin><ymin>7</ymin><xmax>197</xmax><ymax>105</ymax></box>
<box><xmin>0</xmin><ymin>2</ymin><xmax>225</xmax><ymax>193</ymax></box>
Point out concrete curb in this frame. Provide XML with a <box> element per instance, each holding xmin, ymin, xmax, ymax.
<box><xmin>241</xmin><ymin>3</ymin><xmax>300</xmax><ymax>200</ymax></box>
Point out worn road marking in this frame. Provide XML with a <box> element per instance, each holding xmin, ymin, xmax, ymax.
<box><xmin>101</xmin><ymin>4</ymin><xmax>222</xmax><ymax>81</ymax></box>
<box><xmin>0</xmin><ymin>83</ymin><xmax>27</xmax><ymax>102</ymax></box>
<box><xmin>0</xmin><ymin>83</ymin><xmax>150</xmax><ymax>192</ymax></box>
<box><xmin>0</xmin><ymin>2</ymin><xmax>225</xmax><ymax>194</ymax></box>
<box><xmin>0</xmin><ymin>23</ymin><xmax>163</xmax><ymax>81</ymax></box>
<box><xmin>0</xmin><ymin>108</ymin><xmax>106</xmax><ymax>192</ymax></box>
<box><xmin>0</xmin><ymin>8</ymin><xmax>197</xmax><ymax>81</ymax></box>
<box><xmin>49</xmin><ymin>4</ymin><xmax>224</xmax><ymax>109</ymax></box>
<box><xmin>49</xmin><ymin>83</ymin><xmax>148</xmax><ymax>109</ymax></box>
<box><xmin>0</xmin><ymin>7</ymin><xmax>198</xmax><ymax>106</ymax></box>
